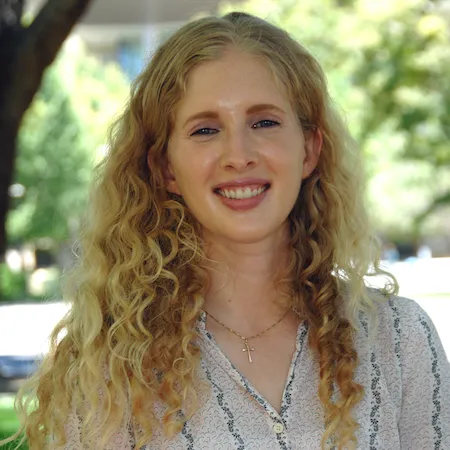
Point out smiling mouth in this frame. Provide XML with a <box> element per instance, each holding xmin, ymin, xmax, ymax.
<box><xmin>214</xmin><ymin>184</ymin><xmax>270</xmax><ymax>200</ymax></box>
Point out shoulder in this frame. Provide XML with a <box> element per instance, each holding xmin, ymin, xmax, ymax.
<box><xmin>385</xmin><ymin>294</ymin><xmax>448</xmax><ymax>360</ymax></box>
<box><xmin>357</xmin><ymin>292</ymin><xmax>436</xmax><ymax>339</ymax></box>
<box><xmin>376</xmin><ymin>294</ymin><xmax>441</xmax><ymax>344</ymax></box>
<box><xmin>374</xmin><ymin>293</ymin><xmax>425</xmax><ymax>322</ymax></box>
<box><xmin>383</xmin><ymin>295</ymin><xmax>429</xmax><ymax>323</ymax></box>
<box><xmin>354</xmin><ymin>293</ymin><xmax>449</xmax><ymax>406</ymax></box>
<box><xmin>360</xmin><ymin>293</ymin><xmax>449</xmax><ymax>373</ymax></box>
<box><xmin>354</xmin><ymin>292</ymin><xmax>448</xmax><ymax>366</ymax></box>
<box><xmin>376</xmin><ymin>297</ymin><xmax>450</xmax><ymax>447</ymax></box>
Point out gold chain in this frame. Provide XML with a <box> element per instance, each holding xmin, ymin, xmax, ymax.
<box><xmin>204</xmin><ymin>308</ymin><xmax>291</xmax><ymax>363</ymax></box>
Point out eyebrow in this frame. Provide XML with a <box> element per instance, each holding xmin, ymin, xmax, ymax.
<box><xmin>182</xmin><ymin>103</ymin><xmax>287</xmax><ymax>128</ymax></box>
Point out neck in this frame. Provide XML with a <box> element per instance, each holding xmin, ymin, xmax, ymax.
<box><xmin>202</xmin><ymin>226</ymin><xmax>292</xmax><ymax>321</ymax></box>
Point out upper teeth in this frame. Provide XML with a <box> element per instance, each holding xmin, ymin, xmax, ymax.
<box><xmin>217</xmin><ymin>186</ymin><xmax>267</xmax><ymax>199</ymax></box>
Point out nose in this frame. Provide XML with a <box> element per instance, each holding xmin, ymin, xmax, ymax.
<box><xmin>219</xmin><ymin>128</ymin><xmax>259</xmax><ymax>171</ymax></box>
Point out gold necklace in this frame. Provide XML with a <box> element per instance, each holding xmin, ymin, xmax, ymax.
<box><xmin>204</xmin><ymin>308</ymin><xmax>291</xmax><ymax>363</ymax></box>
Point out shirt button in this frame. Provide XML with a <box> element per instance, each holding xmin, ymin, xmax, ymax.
<box><xmin>273</xmin><ymin>422</ymin><xmax>284</xmax><ymax>434</ymax></box>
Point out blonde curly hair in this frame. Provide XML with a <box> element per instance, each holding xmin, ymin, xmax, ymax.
<box><xmin>6</xmin><ymin>11</ymin><xmax>397</xmax><ymax>450</ymax></box>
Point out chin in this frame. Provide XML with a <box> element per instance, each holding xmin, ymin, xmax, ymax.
<box><xmin>217</xmin><ymin>224</ymin><xmax>287</xmax><ymax>245</ymax></box>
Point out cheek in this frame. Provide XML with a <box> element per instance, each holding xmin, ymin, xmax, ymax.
<box><xmin>270</xmin><ymin>145</ymin><xmax>304</xmax><ymax>176</ymax></box>
<box><xmin>171</xmin><ymin>152</ymin><xmax>214</xmax><ymax>193</ymax></box>
<box><xmin>274</xmin><ymin>151</ymin><xmax>305</xmax><ymax>197</ymax></box>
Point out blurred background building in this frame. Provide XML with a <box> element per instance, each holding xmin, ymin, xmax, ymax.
<box><xmin>27</xmin><ymin>0</ymin><xmax>228</xmax><ymax>79</ymax></box>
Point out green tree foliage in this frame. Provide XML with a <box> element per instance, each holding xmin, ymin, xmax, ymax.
<box><xmin>7</xmin><ymin>39</ymin><xmax>129</xmax><ymax>244</ymax></box>
<box><xmin>220</xmin><ymin>0</ymin><xmax>450</xmax><ymax>238</ymax></box>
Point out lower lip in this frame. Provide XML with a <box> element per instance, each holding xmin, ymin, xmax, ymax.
<box><xmin>215</xmin><ymin>188</ymin><xmax>269</xmax><ymax>211</ymax></box>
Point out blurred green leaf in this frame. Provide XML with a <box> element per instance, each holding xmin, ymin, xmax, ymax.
<box><xmin>7</xmin><ymin>39</ymin><xmax>129</xmax><ymax>245</ymax></box>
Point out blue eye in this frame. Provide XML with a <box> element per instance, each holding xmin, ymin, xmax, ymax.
<box><xmin>253</xmin><ymin>120</ymin><xmax>280</xmax><ymax>128</ymax></box>
<box><xmin>191</xmin><ymin>128</ymin><xmax>218</xmax><ymax>136</ymax></box>
<box><xmin>191</xmin><ymin>120</ymin><xmax>279</xmax><ymax>136</ymax></box>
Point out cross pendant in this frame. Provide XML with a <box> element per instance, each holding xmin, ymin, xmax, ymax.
<box><xmin>242</xmin><ymin>339</ymin><xmax>255</xmax><ymax>363</ymax></box>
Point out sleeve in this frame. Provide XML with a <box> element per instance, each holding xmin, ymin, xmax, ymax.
<box><xmin>396</xmin><ymin>297</ymin><xmax>450</xmax><ymax>449</ymax></box>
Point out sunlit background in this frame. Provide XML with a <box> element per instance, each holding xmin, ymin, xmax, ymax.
<box><xmin>1</xmin><ymin>0</ymin><xmax>450</xmax><ymax>445</ymax></box>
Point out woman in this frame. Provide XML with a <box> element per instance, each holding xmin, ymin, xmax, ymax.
<box><xmin>8</xmin><ymin>11</ymin><xmax>450</xmax><ymax>450</ymax></box>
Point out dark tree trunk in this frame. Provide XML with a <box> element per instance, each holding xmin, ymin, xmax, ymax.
<box><xmin>0</xmin><ymin>0</ymin><xmax>93</xmax><ymax>261</ymax></box>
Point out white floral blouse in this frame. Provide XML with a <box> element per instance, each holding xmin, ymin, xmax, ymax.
<box><xmin>64</xmin><ymin>296</ymin><xmax>450</xmax><ymax>449</ymax></box>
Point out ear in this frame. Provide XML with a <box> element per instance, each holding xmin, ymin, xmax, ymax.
<box><xmin>302</xmin><ymin>127</ymin><xmax>323</xmax><ymax>180</ymax></box>
<box><xmin>147</xmin><ymin>148</ymin><xmax>181</xmax><ymax>195</ymax></box>
<box><xmin>165</xmin><ymin>169</ymin><xmax>181</xmax><ymax>195</ymax></box>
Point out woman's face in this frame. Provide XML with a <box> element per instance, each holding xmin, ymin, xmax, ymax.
<box><xmin>164</xmin><ymin>48</ymin><xmax>321</xmax><ymax>245</ymax></box>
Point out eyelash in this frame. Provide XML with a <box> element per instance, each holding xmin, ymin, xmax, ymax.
<box><xmin>191</xmin><ymin>119</ymin><xmax>280</xmax><ymax>136</ymax></box>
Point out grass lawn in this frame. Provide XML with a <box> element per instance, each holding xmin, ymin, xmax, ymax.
<box><xmin>0</xmin><ymin>395</ymin><xmax>27</xmax><ymax>450</ymax></box>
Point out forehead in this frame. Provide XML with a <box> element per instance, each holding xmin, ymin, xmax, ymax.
<box><xmin>174</xmin><ymin>50</ymin><xmax>291</xmax><ymax>118</ymax></box>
